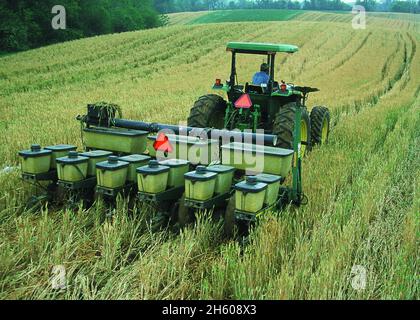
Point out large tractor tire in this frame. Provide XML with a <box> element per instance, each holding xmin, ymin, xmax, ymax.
<box><xmin>310</xmin><ymin>106</ymin><xmax>331</xmax><ymax>146</ymax></box>
<box><xmin>272</xmin><ymin>102</ymin><xmax>311</xmax><ymax>156</ymax></box>
<box><xmin>188</xmin><ymin>94</ymin><xmax>227</xmax><ymax>129</ymax></box>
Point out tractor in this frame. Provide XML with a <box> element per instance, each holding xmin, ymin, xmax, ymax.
<box><xmin>17</xmin><ymin>42</ymin><xmax>332</xmax><ymax>240</ymax></box>
<box><xmin>188</xmin><ymin>42</ymin><xmax>331</xmax><ymax>156</ymax></box>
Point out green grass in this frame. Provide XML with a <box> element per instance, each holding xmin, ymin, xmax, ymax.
<box><xmin>0</xmin><ymin>12</ymin><xmax>419</xmax><ymax>300</ymax></box>
<box><xmin>0</xmin><ymin>51</ymin><xmax>16</xmax><ymax>58</ymax></box>
<box><xmin>189</xmin><ymin>9</ymin><xmax>303</xmax><ymax>24</ymax></box>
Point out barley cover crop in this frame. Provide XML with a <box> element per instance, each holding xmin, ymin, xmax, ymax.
<box><xmin>0</xmin><ymin>11</ymin><xmax>418</xmax><ymax>300</ymax></box>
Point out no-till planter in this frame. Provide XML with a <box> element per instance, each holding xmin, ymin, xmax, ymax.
<box><xmin>221</xmin><ymin>142</ymin><xmax>293</xmax><ymax>176</ymax></box>
<box><xmin>19</xmin><ymin>144</ymin><xmax>52</xmax><ymax>174</ymax></box>
<box><xmin>137</xmin><ymin>160</ymin><xmax>170</xmax><ymax>194</ymax></box>
<box><xmin>147</xmin><ymin>135</ymin><xmax>219</xmax><ymax>165</ymax></box>
<box><xmin>56</xmin><ymin>151</ymin><xmax>89</xmax><ymax>182</ymax></box>
<box><xmin>235</xmin><ymin>176</ymin><xmax>267</xmax><ymax>213</ymax></box>
<box><xmin>206</xmin><ymin>165</ymin><xmax>235</xmax><ymax>194</ymax></box>
<box><xmin>118</xmin><ymin>154</ymin><xmax>151</xmax><ymax>182</ymax></box>
<box><xmin>255</xmin><ymin>173</ymin><xmax>281</xmax><ymax>205</ymax></box>
<box><xmin>159</xmin><ymin>159</ymin><xmax>190</xmax><ymax>188</ymax></box>
<box><xmin>184</xmin><ymin>166</ymin><xmax>218</xmax><ymax>201</ymax></box>
<box><xmin>45</xmin><ymin>144</ymin><xmax>77</xmax><ymax>169</ymax></box>
<box><xmin>80</xmin><ymin>150</ymin><xmax>113</xmax><ymax>177</ymax></box>
<box><xmin>96</xmin><ymin>156</ymin><xmax>129</xmax><ymax>189</ymax></box>
<box><xmin>84</xmin><ymin>127</ymin><xmax>148</xmax><ymax>154</ymax></box>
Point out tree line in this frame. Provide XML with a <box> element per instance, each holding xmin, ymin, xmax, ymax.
<box><xmin>154</xmin><ymin>0</ymin><xmax>351</xmax><ymax>12</ymax></box>
<box><xmin>2</xmin><ymin>0</ymin><xmax>418</xmax><ymax>52</ymax></box>
<box><xmin>154</xmin><ymin>0</ymin><xmax>420</xmax><ymax>13</ymax></box>
<box><xmin>0</xmin><ymin>0</ymin><xmax>162</xmax><ymax>52</ymax></box>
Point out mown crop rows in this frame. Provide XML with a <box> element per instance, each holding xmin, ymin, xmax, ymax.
<box><xmin>0</xmin><ymin>13</ymin><xmax>418</xmax><ymax>299</ymax></box>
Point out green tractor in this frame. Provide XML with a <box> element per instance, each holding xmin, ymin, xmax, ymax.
<box><xmin>16</xmin><ymin>42</ymin><xmax>333</xmax><ymax>239</ymax></box>
<box><xmin>188</xmin><ymin>42</ymin><xmax>331</xmax><ymax>154</ymax></box>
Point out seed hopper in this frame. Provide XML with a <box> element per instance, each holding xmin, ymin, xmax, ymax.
<box><xmin>18</xmin><ymin>42</ymin><xmax>331</xmax><ymax>237</ymax></box>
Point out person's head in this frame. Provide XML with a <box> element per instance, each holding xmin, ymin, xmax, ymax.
<box><xmin>260</xmin><ymin>63</ymin><xmax>269</xmax><ymax>74</ymax></box>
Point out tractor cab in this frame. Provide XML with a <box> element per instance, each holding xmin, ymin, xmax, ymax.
<box><xmin>188</xmin><ymin>41</ymin><xmax>330</xmax><ymax>157</ymax></box>
<box><xmin>224</xmin><ymin>42</ymin><xmax>298</xmax><ymax>96</ymax></box>
<box><xmin>211</xmin><ymin>42</ymin><xmax>308</xmax><ymax>133</ymax></box>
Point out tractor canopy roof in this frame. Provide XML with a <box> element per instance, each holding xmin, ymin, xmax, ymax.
<box><xmin>227</xmin><ymin>42</ymin><xmax>299</xmax><ymax>54</ymax></box>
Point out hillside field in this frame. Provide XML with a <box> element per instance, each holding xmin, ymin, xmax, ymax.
<box><xmin>0</xmin><ymin>11</ymin><xmax>419</xmax><ymax>299</ymax></box>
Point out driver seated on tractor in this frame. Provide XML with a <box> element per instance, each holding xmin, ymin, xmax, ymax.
<box><xmin>252</xmin><ymin>63</ymin><xmax>270</xmax><ymax>86</ymax></box>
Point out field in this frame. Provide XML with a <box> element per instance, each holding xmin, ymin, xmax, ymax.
<box><xmin>186</xmin><ymin>9</ymin><xmax>303</xmax><ymax>24</ymax></box>
<box><xmin>0</xmin><ymin>11</ymin><xmax>419</xmax><ymax>299</ymax></box>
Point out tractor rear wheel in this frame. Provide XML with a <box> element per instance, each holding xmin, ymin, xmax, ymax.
<box><xmin>188</xmin><ymin>94</ymin><xmax>227</xmax><ymax>129</ymax></box>
<box><xmin>272</xmin><ymin>102</ymin><xmax>311</xmax><ymax>156</ymax></box>
<box><xmin>310</xmin><ymin>106</ymin><xmax>331</xmax><ymax>146</ymax></box>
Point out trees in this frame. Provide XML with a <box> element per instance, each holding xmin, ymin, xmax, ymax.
<box><xmin>390</xmin><ymin>0</ymin><xmax>419</xmax><ymax>13</ymax></box>
<box><xmin>152</xmin><ymin>0</ymin><xmax>357</xmax><ymax>13</ymax></box>
<box><xmin>355</xmin><ymin>0</ymin><xmax>377</xmax><ymax>11</ymax></box>
<box><xmin>0</xmin><ymin>0</ymin><xmax>162</xmax><ymax>52</ymax></box>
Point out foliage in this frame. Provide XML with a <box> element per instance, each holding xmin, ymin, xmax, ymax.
<box><xmin>0</xmin><ymin>11</ymin><xmax>419</xmax><ymax>299</ymax></box>
<box><xmin>0</xmin><ymin>0</ymin><xmax>162</xmax><ymax>52</ymax></box>
<box><xmin>390</xmin><ymin>0</ymin><xmax>420</xmax><ymax>13</ymax></box>
<box><xmin>153</xmin><ymin>0</ymin><xmax>352</xmax><ymax>12</ymax></box>
<box><xmin>189</xmin><ymin>9</ymin><xmax>303</xmax><ymax>23</ymax></box>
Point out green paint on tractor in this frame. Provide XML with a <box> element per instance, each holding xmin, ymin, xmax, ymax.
<box><xmin>17</xmin><ymin>41</ymin><xmax>332</xmax><ymax>240</ymax></box>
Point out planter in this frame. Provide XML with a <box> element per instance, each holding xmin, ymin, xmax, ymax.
<box><xmin>56</xmin><ymin>151</ymin><xmax>89</xmax><ymax>182</ymax></box>
<box><xmin>234</xmin><ymin>176</ymin><xmax>267</xmax><ymax>213</ymax></box>
<box><xmin>80</xmin><ymin>150</ymin><xmax>113</xmax><ymax>177</ymax></box>
<box><xmin>184</xmin><ymin>166</ymin><xmax>217</xmax><ymax>201</ymax></box>
<box><xmin>159</xmin><ymin>159</ymin><xmax>190</xmax><ymax>188</ymax></box>
<box><xmin>45</xmin><ymin>144</ymin><xmax>77</xmax><ymax>169</ymax></box>
<box><xmin>221</xmin><ymin>142</ymin><xmax>293</xmax><ymax>176</ymax></box>
<box><xmin>147</xmin><ymin>134</ymin><xmax>219</xmax><ymax>165</ymax></box>
<box><xmin>96</xmin><ymin>156</ymin><xmax>129</xmax><ymax>189</ymax></box>
<box><xmin>137</xmin><ymin>160</ymin><xmax>170</xmax><ymax>194</ymax></box>
<box><xmin>118</xmin><ymin>154</ymin><xmax>151</xmax><ymax>182</ymax></box>
<box><xmin>84</xmin><ymin>127</ymin><xmax>148</xmax><ymax>154</ymax></box>
<box><xmin>18</xmin><ymin>144</ymin><xmax>52</xmax><ymax>174</ymax></box>
<box><xmin>206</xmin><ymin>165</ymin><xmax>235</xmax><ymax>194</ymax></box>
<box><xmin>255</xmin><ymin>173</ymin><xmax>281</xmax><ymax>205</ymax></box>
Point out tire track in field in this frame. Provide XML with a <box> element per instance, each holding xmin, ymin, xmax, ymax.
<box><xmin>288</xmin><ymin>27</ymin><xmax>355</xmax><ymax>79</ymax></box>
<box><xmin>294</xmin><ymin>29</ymin><xmax>371</xmax><ymax>82</ymax></box>
<box><xmin>119</xmin><ymin>23</ymin><xmax>280</xmax><ymax>84</ymax></box>
<box><xmin>331</xmin><ymin>31</ymin><xmax>372</xmax><ymax>70</ymax></box>
<box><xmin>399</xmin><ymin>32</ymin><xmax>417</xmax><ymax>90</ymax></box>
<box><xmin>264</xmin><ymin>36</ymin><xmax>418</xmax><ymax>298</ymax></box>
<box><xmin>318</xmin><ymin>31</ymin><xmax>415</xmax><ymax>205</ymax></box>
<box><xmin>1</xmin><ymin>26</ymin><xmax>244</xmax><ymax>96</ymax></box>
<box><xmin>2</xmin><ymin>24</ymin><xmax>255</xmax><ymax>96</ymax></box>
<box><xmin>381</xmin><ymin>33</ymin><xmax>403</xmax><ymax>81</ymax></box>
<box><xmin>1</xmin><ymin>27</ymin><xmax>185</xmax><ymax>79</ymax></box>
<box><xmin>329</xmin><ymin>31</ymin><xmax>414</xmax><ymax>130</ymax></box>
